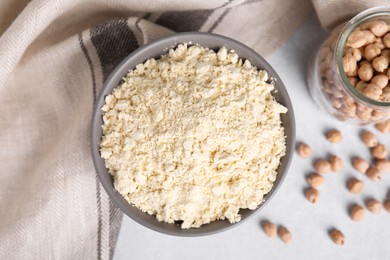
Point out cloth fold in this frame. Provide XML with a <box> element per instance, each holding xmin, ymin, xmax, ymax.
<box><xmin>312</xmin><ymin>0</ymin><xmax>390</xmax><ymax>31</ymax></box>
<box><xmin>0</xmin><ymin>0</ymin><xmax>380</xmax><ymax>259</ymax></box>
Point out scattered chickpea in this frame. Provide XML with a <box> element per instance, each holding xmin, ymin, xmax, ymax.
<box><xmin>330</xmin><ymin>229</ymin><xmax>345</xmax><ymax>246</ymax></box>
<box><xmin>375</xmin><ymin>120</ymin><xmax>390</xmax><ymax>133</ymax></box>
<box><xmin>384</xmin><ymin>199</ymin><xmax>390</xmax><ymax>213</ymax></box>
<box><xmin>371</xmin><ymin>144</ymin><xmax>388</xmax><ymax>159</ymax></box>
<box><xmin>296</xmin><ymin>143</ymin><xmax>312</xmax><ymax>158</ymax></box>
<box><xmin>315</xmin><ymin>159</ymin><xmax>332</xmax><ymax>174</ymax></box>
<box><xmin>360</xmin><ymin>130</ymin><xmax>378</xmax><ymax>147</ymax></box>
<box><xmin>329</xmin><ymin>155</ymin><xmax>343</xmax><ymax>172</ymax></box>
<box><xmin>366</xmin><ymin>166</ymin><xmax>382</xmax><ymax>181</ymax></box>
<box><xmin>375</xmin><ymin>159</ymin><xmax>390</xmax><ymax>172</ymax></box>
<box><xmin>350</xmin><ymin>204</ymin><xmax>365</xmax><ymax>221</ymax></box>
<box><xmin>371</xmin><ymin>74</ymin><xmax>388</xmax><ymax>89</ymax></box>
<box><xmin>352</xmin><ymin>157</ymin><xmax>370</xmax><ymax>173</ymax></box>
<box><xmin>326</xmin><ymin>129</ymin><xmax>342</xmax><ymax>143</ymax></box>
<box><xmin>306</xmin><ymin>173</ymin><xmax>324</xmax><ymax>187</ymax></box>
<box><xmin>277</xmin><ymin>226</ymin><xmax>292</xmax><ymax>244</ymax></box>
<box><xmin>305</xmin><ymin>187</ymin><xmax>319</xmax><ymax>203</ymax></box>
<box><xmin>372</xmin><ymin>56</ymin><xmax>389</xmax><ymax>72</ymax></box>
<box><xmin>366</xmin><ymin>199</ymin><xmax>382</xmax><ymax>214</ymax></box>
<box><xmin>347</xmin><ymin>178</ymin><xmax>364</xmax><ymax>194</ymax></box>
<box><xmin>262</xmin><ymin>221</ymin><xmax>277</xmax><ymax>237</ymax></box>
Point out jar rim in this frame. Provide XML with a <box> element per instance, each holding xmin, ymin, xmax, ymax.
<box><xmin>335</xmin><ymin>6</ymin><xmax>390</xmax><ymax>108</ymax></box>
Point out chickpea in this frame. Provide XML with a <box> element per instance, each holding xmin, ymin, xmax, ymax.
<box><xmin>384</xmin><ymin>33</ymin><xmax>390</xmax><ymax>48</ymax></box>
<box><xmin>360</xmin><ymin>130</ymin><xmax>378</xmax><ymax>147</ymax></box>
<box><xmin>342</xmin><ymin>54</ymin><xmax>357</xmax><ymax>73</ymax></box>
<box><xmin>366</xmin><ymin>166</ymin><xmax>382</xmax><ymax>181</ymax></box>
<box><xmin>374</xmin><ymin>37</ymin><xmax>386</xmax><ymax>50</ymax></box>
<box><xmin>382</xmin><ymin>87</ymin><xmax>390</xmax><ymax>101</ymax></box>
<box><xmin>372</xmin><ymin>56</ymin><xmax>389</xmax><ymax>72</ymax></box>
<box><xmin>331</xmin><ymin>87</ymin><xmax>344</xmax><ymax>99</ymax></box>
<box><xmin>384</xmin><ymin>199</ymin><xmax>390</xmax><ymax>213</ymax></box>
<box><xmin>375</xmin><ymin>120</ymin><xmax>390</xmax><ymax>133</ymax></box>
<box><xmin>352</xmin><ymin>157</ymin><xmax>369</xmax><ymax>173</ymax></box>
<box><xmin>330</xmin><ymin>229</ymin><xmax>345</xmax><ymax>245</ymax></box>
<box><xmin>307</xmin><ymin>173</ymin><xmax>324</xmax><ymax>187</ymax></box>
<box><xmin>362</xmin><ymin>30</ymin><xmax>376</xmax><ymax>45</ymax></box>
<box><xmin>325</xmin><ymin>51</ymin><xmax>333</xmax><ymax>65</ymax></box>
<box><xmin>363</xmin><ymin>83</ymin><xmax>382</xmax><ymax>100</ymax></box>
<box><xmin>330</xmin><ymin>96</ymin><xmax>342</xmax><ymax>109</ymax></box>
<box><xmin>371</xmin><ymin>74</ymin><xmax>388</xmax><ymax>88</ymax></box>
<box><xmin>366</xmin><ymin>199</ymin><xmax>382</xmax><ymax>214</ymax></box>
<box><xmin>323</xmin><ymin>79</ymin><xmax>333</xmax><ymax>94</ymax></box>
<box><xmin>371</xmin><ymin>110</ymin><xmax>389</xmax><ymax>121</ymax></box>
<box><xmin>358</xmin><ymin>63</ymin><xmax>374</xmax><ymax>81</ymax></box>
<box><xmin>278</xmin><ymin>226</ymin><xmax>292</xmax><ymax>244</ymax></box>
<box><xmin>340</xmin><ymin>103</ymin><xmax>357</xmax><ymax>118</ymax></box>
<box><xmin>355</xmin><ymin>81</ymin><xmax>368</xmax><ymax>93</ymax></box>
<box><xmin>297</xmin><ymin>143</ymin><xmax>312</xmax><ymax>158</ymax></box>
<box><xmin>363</xmin><ymin>44</ymin><xmax>381</xmax><ymax>61</ymax></box>
<box><xmin>342</xmin><ymin>94</ymin><xmax>355</xmax><ymax>106</ymax></box>
<box><xmin>262</xmin><ymin>221</ymin><xmax>277</xmax><ymax>237</ymax></box>
<box><xmin>356</xmin><ymin>103</ymin><xmax>373</xmax><ymax>113</ymax></box>
<box><xmin>375</xmin><ymin>159</ymin><xmax>390</xmax><ymax>172</ymax></box>
<box><xmin>347</xmin><ymin>178</ymin><xmax>364</xmax><ymax>194</ymax></box>
<box><xmin>347</xmin><ymin>30</ymin><xmax>366</xmax><ymax>48</ymax></box>
<box><xmin>368</xmin><ymin>20</ymin><xmax>389</xmax><ymax>37</ymax></box>
<box><xmin>345</xmin><ymin>47</ymin><xmax>362</xmax><ymax>61</ymax></box>
<box><xmin>350</xmin><ymin>204</ymin><xmax>365</xmax><ymax>221</ymax></box>
<box><xmin>359</xmin><ymin>60</ymin><xmax>371</xmax><ymax>66</ymax></box>
<box><xmin>305</xmin><ymin>187</ymin><xmax>319</xmax><ymax>203</ymax></box>
<box><xmin>371</xmin><ymin>144</ymin><xmax>388</xmax><ymax>159</ymax></box>
<box><xmin>382</xmin><ymin>49</ymin><xmax>390</xmax><ymax>62</ymax></box>
<box><xmin>357</xmin><ymin>109</ymin><xmax>372</xmax><ymax>121</ymax></box>
<box><xmin>326</xmin><ymin>129</ymin><xmax>342</xmax><ymax>143</ymax></box>
<box><xmin>314</xmin><ymin>159</ymin><xmax>332</xmax><ymax>174</ymax></box>
<box><xmin>348</xmin><ymin>77</ymin><xmax>359</xmax><ymax>87</ymax></box>
<box><xmin>329</xmin><ymin>155</ymin><xmax>343</xmax><ymax>172</ymax></box>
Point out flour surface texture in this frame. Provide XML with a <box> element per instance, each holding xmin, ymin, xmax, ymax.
<box><xmin>100</xmin><ymin>44</ymin><xmax>287</xmax><ymax>229</ymax></box>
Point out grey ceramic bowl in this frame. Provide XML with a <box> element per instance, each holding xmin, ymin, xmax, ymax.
<box><xmin>91</xmin><ymin>32</ymin><xmax>295</xmax><ymax>236</ymax></box>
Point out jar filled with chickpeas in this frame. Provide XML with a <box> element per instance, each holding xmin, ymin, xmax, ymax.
<box><xmin>309</xmin><ymin>6</ymin><xmax>390</xmax><ymax>124</ymax></box>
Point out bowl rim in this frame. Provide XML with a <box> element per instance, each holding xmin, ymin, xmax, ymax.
<box><xmin>91</xmin><ymin>32</ymin><xmax>296</xmax><ymax>236</ymax></box>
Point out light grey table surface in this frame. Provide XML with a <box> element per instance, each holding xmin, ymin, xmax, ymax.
<box><xmin>113</xmin><ymin>13</ymin><xmax>390</xmax><ymax>260</ymax></box>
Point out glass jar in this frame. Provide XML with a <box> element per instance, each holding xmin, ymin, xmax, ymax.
<box><xmin>309</xmin><ymin>6</ymin><xmax>390</xmax><ymax>124</ymax></box>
